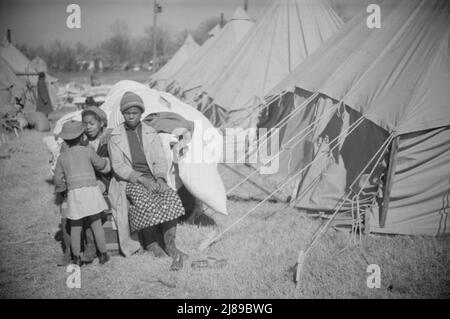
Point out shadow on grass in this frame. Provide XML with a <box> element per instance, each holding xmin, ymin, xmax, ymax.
<box><xmin>177</xmin><ymin>185</ymin><xmax>217</xmax><ymax>227</ymax></box>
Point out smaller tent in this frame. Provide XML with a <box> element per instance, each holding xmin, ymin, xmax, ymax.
<box><xmin>0</xmin><ymin>56</ymin><xmax>27</xmax><ymax>111</ymax></box>
<box><xmin>198</xmin><ymin>0</ymin><xmax>343</xmax><ymax>127</ymax></box>
<box><xmin>167</xmin><ymin>7</ymin><xmax>254</xmax><ymax>100</ymax></box>
<box><xmin>147</xmin><ymin>34</ymin><xmax>200</xmax><ymax>89</ymax></box>
<box><xmin>0</xmin><ymin>41</ymin><xmax>59</xmax><ymax>110</ymax></box>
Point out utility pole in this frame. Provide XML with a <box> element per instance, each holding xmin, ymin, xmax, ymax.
<box><xmin>152</xmin><ymin>0</ymin><xmax>159</xmax><ymax>74</ymax></box>
<box><xmin>244</xmin><ymin>0</ymin><xmax>248</xmax><ymax>11</ymax></box>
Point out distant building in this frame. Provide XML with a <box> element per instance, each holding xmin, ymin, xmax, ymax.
<box><xmin>76</xmin><ymin>51</ymin><xmax>103</xmax><ymax>73</ymax></box>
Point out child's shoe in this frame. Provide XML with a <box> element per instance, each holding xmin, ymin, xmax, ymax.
<box><xmin>57</xmin><ymin>255</ymin><xmax>72</xmax><ymax>267</ymax></box>
<box><xmin>72</xmin><ymin>256</ymin><xmax>83</xmax><ymax>266</ymax></box>
<box><xmin>98</xmin><ymin>252</ymin><xmax>110</xmax><ymax>265</ymax></box>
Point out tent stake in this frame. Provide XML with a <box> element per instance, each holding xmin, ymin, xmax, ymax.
<box><xmin>295</xmin><ymin>250</ymin><xmax>305</xmax><ymax>288</ymax></box>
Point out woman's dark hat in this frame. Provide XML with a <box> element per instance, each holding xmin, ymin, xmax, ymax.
<box><xmin>120</xmin><ymin>91</ymin><xmax>145</xmax><ymax>113</ymax></box>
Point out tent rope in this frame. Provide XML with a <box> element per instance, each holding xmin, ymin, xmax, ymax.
<box><xmin>227</xmin><ymin>103</ymin><xmax>341</xmax><ymax>195</ymax></box>
<box><xmin>218</xmin><ymin>91</ymin><xmax>320</xmax><ymax>180</ymax></box>
<box><xmin>198</xmin><ymin>104</ymin><xmax>360</xmax><ymax>225</ymax></box>
<box><xmin>198</xmin><ymin>114</ymin><xmax>367</xmax><ymax>250</ymax></box>
<box><xmin>235</xmin><ymin>91</ymin><xmax>321</xmax><ymax>164</ymax></box>
<box><xmin>217</xmin><ymin>100</ymin><xmax>339</xmax><ymax>203</ymax></box>
<box><xmin>294</xmin><ymin>133</ymin><xmax>394</xmax><ymax>287</ymax></box>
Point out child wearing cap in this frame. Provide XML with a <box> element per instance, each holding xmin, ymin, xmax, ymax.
<box><xmin>54</xmin><ymin>120</ymin><xmax>110</xmax><ymax>266</ymax></box>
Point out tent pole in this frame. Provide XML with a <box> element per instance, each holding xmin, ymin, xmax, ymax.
<box><xmin>379</xmin><ymin>135</ymin><xmax>400</xmax><ymax>228</ymax></box>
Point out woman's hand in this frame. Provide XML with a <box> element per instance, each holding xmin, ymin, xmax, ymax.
<box><xmin>138</xmin><ymin>176</ymin><xmax>160</xmax><ymax>192</ymax></box>
<box><xmin>156</xmin><ymin>178</ymin><xmax>171</xmax><ymax>192</ymax></box>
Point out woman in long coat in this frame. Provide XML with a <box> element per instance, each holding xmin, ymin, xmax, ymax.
<box><xmin>108</xmin><ymin>91</ymin><xmax>187</xmax><ymax>270</ymax></box>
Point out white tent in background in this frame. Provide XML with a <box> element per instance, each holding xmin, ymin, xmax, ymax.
<box><xmin>0</xmin><ymin>41</ymin><xmax>59</xmax><ymax>110</ymax></box>
<box><xmin>166</xmin><ymin>7</ymin><xmax>254</xmax><ymax>100</ymax></box>
<box><xmin>147</xmin><ymin>34</ymin><xmax>200</xmax><ymax>89</ymax></box>
<box><xmin>199</xmin><ymin>0</ymin><xmax>343</xmax><ymax>127</ymax></box>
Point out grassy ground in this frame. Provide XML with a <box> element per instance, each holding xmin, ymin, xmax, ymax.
<box><xmin>0</xmin><ymin>128</ymin><xmax>449</xmax><ymax>299</ymax></box>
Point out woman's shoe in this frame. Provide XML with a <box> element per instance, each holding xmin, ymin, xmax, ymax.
<box><xmin>98</xmin><ymin>252</ymin><xmax>110</xmax><ymax>265</ymax></box>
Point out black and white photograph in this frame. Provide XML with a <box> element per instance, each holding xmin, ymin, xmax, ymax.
<box><xmin>0</xmin><ymin>0</ymin><xmax>449</xmax><ymax>301</ymax></box>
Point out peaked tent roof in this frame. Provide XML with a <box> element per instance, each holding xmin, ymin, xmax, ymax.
<box><xmin>148</xmin><ymin>34</ymin><xmax>200</xmax><ymax>85</ymax></box>
<box><xmin>269</xmin><ymin>0</ymin><xmax>450</xmax><ymax>135</ymax></box>
<box><xmin>167</xmin><ymin>7</ymin><xmax>254</xmax><ymax>94</ymax></box>
<box><xmin>201</xmin><ymin>0</ymin><xmax>343</xmax><ymax>116</ymax></box>
<box><xmin>0</xmin><ymin>56</ymin><xmax>27</xmax><ymax>108</ymax></box>
<box><xmin>0</xmin><ymin>56</ymin><xmax>25</xmax><ymax>91</ymax></box>
<box><xmin>0</xmin><ymin>41</ymin><xmax>57</xmax><ymax>85</ymax></box>
<box><xmin>0</xmin><ymin>41</ymin><xmax>59</xmax><ymax>110</ymax></box>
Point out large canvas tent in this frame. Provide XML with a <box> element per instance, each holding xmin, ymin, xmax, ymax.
<box><xmin>0</xmin><ymin>41</ymin><xmax>58</xmax><ymax>110</ymax></box>
<box><xmin>166</xmin><ymin>7</ymin><xmax>254</xmax><ymax>100</ymax></box>
<box><xmin>257</xmin><ymin>0</ymin><xmax>450</xmax><ymax>236</ymax></box>
<box><xmin>147</xmin><ymin>34</ymin><xmax>200</xmax><ymax>89</ymax></box>
<box><xmin>0</xmin><ymin>56</ymin><xmax>27</xmax><ymax>110</ymax></box>
<box><xmin>198</xmin><ymin>0</ymin><xmax>343</xmax><ymax>127</ymax></box>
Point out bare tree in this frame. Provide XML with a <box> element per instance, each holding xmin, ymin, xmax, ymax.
<box><xmin>101</xmin><ymin>19</ymin><xmax>132</xmax><ymax>64</ymax></box>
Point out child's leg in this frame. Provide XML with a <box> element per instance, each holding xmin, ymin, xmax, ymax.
<box><xmin>82</xmin><ymin>222</ymin><xmax>97</xmax><ymax>263</ymax></box>
<box><xmin>90</xmin><ymin>215</ymin><xmax>106</xmax><ymax>253</ymax></box>
<box><xmin>70</xmin><ymin>220</ymin><xmax>83</xmax><ymax>257</ymax></box>
<box><xmin>57</xmin><ymin>217</ymin><xmax>72</xmax><ymax>266</ymax></box>
<box><xmin>62</xmin><ymin>218</ymin><xmax>72</xmax><ymax>257</ymax></box>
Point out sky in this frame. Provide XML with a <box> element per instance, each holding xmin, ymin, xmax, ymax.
<box><xmin>0</xmin><ymin>0</ymin><xmax>271</xmax><ymax>47</ymax></box>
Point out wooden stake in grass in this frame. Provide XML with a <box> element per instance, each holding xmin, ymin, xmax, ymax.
<box><xmin>295</xmin><ymin>250</ymin><xmax>305</xmax><ymax>288</ymax></box>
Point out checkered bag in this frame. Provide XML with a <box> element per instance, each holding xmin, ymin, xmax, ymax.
<box><xmin>126</xmin><ymin>183</ymin><xmax>185</xmax><ymax>233</ymax></box>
